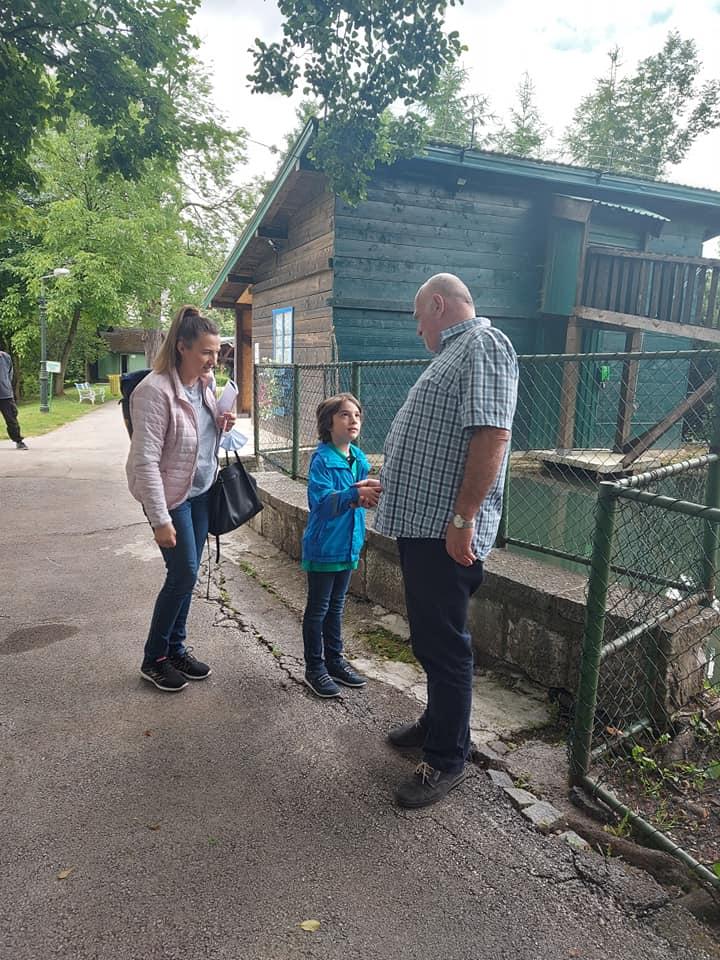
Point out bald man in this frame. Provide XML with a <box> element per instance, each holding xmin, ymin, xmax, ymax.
<box><xmin>374</xmin><ymin>274</ymin><xmax>518</xmax><ymax>808</ymax></box>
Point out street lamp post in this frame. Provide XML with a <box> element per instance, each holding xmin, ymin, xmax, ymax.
<box><xmin>39</xmin><ymin>267</ymin><xmax>70</xmax><ymax>412</ymax></box>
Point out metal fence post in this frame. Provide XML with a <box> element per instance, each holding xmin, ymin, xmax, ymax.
<box><xmin>291</xmin><ymin>364</ymin><xmax>301</xmax><ymax>480</ymax></box>
<box><xmin>351</xmin><ymin>362</ymin><xmax>361</xmax><ymax>402</ymax></box>
<box><xmin>570</xmin><ymin>481</ymin><xmax>618</xmax><ymax>785</ymax></box>
<box><xmin>496</xmin><ymin>458</ymin><xmax>510</xmax><ymax>547</ymax></box>
<box><xmin>701</xmin><ymin>361</ymin><xmax>720</xmax><ymax>600</ymax></box>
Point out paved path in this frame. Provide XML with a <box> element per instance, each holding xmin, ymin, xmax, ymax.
<box><xmin>1</xmin><ymin>405</ymin><xmax>718</xmax><ymax>960</ymax></box>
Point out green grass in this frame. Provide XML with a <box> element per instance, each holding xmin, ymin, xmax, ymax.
<box><xmin>15</xmin><ymin>388</ymin><xmax>115</xmax><ymax>437</ymax></box>
<box><xmin>358</xmin><ymin>626</ymin><xmax>417</xmax><ymax>664</ymax></box>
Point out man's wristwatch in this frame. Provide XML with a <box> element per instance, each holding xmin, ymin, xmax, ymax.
<box><xmin>452</xmin><ymin>514</ymin><xmax>475</xmax><ymax>529</ymax></box>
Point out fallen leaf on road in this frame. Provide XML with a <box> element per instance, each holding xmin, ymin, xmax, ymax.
<box><xmin>146</xmin><ymin>823</ymin><xmax>161</xmax><ymax>831</ymax></box>
<box><xmin>143</xmin><ymin>730</ymin><xmax>152</xmax><ymax>737</ymax></box>
<box><xmin>57</xmin><ymin>867</ymin><xmax>75</xmax><ymax>880</ymax></box>
<box><xmin>299</xmin><ymin>919</ymin><xmax>321</xmax><ymax>932</ymax></box>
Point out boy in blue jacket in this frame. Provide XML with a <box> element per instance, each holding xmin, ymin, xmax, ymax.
<box><xmin>301</xmin><ymin>393</ymin><xmax>381</xmax><ymax>697</ymax></box>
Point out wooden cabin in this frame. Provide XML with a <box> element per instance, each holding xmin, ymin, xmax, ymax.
<box><xmin>205</xmin><ymin>121</ymin><xmax>720</xmax><ymax>454</ymax></box>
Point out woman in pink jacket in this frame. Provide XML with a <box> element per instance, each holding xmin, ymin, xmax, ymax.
<box><xmin>126</xmin><ymin>305</ymin><xmax>235</xmax><ymax>692</ymax></box>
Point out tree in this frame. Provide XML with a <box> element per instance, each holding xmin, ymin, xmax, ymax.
<box><xmin>0</xmin><ymin>0</ymin><xmax>201</xmax><ymax>194</ymax></box>
<box><xmin>493</xmin><ymin>73</ymin><xmax>549</xmax><ymax>158</ymax></box>
<box><xmin>564</xmin><ymin>33</ymin><xmax>720</xmax><ymax>178</ymax></box>
<box><xmin>420</xmin><ymin>63</ymin><xmax>494</xmax><ymax>149</ymax></box>
<box><xmin>248</xmin><ymin>0</ymin><xmax>464</xmax><ymax>203</ymax></box>
<box><xmin>0</xmin><ymin>101</ymin><xmax>257</xmax><ymax>395</ymax></box>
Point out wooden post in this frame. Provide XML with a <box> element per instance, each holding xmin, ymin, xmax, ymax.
<box><xmin>234</xmin><ymin>304</ymin><xmax>253</xmax><ymax>416</ymax></box>
<box><xmin>556</xmin><ymin>316</ymin><xmax>581</xmax><ymax>450</ymax></box>
<box><xmin>613</xmin><ymin>330</ymin><xmax>643</xmax><ymax>452</ymax></box>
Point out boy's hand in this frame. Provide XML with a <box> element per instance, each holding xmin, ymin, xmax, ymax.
<box><xmin>353</xmin><ymin>478</ymin><xmax>382</xmax><ymax>508</ymax></box>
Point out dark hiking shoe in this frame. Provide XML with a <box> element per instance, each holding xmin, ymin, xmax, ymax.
<box><xmin>303</xmin><ymin>672</ymin><xmax>341</xmax><ymax>698</ymax></box>
<box><xmin>140</xmin><ymin>658</ymin><xmax>188</xmax><ymax>692</ymax></box>
<box><xmin>395</xmin><ymin>762</ymin><xmax>469</xmax><ymax>809</ymax></box>
<box><xmin>168</xmin><ymin>647</ymin><xmax>211</xmax><ymax>680</ymax></box>
<box><xmin>387</xmin><ymin>718</ymin><xmax>427</xmax><ymax>750</ymax></box>
<box><xmin>327</xmin><ymin>659</ymin><xmax>367</xmax><ymax>688</ymax></box>
<box><xmin>15</xmin><ymin>441</ymin><xmax>28</xmax><ymax>450</ymax></box>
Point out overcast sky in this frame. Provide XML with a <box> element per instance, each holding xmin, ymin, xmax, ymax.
<box><xmin>191</xmin><ymin>0</ymin><xmax>720</xmax><ymax>192</ymax></box>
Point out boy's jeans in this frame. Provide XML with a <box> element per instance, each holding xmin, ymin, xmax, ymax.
<box><xmin>143</xmin><ymin>491</ymin><xmax>210</xmax><ymax>664</ymax></box>
<box><xmin>302</xmin><ymin>569</ymin><xmax>353</xmax><ymax>677</ymax></box>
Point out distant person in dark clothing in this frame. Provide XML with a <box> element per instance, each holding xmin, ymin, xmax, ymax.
<box><xmin>0</xmin><ymin>351</ymin><xmax>28</xmax><ymax>450</ymax></box>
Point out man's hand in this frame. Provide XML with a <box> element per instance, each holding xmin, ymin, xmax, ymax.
<box><xmin>445</xmin><ymin>523</ymin><xmax>476</xmax><ymax>566</ymax></box>
<box><xmin>154</xmin><ymin>522</ymin><xmax>177</xmax><ymax>549</ymax></box>
<box><xmin>353</xmin><ymin>478</ymin><xmax>382</xmax><ymax>508</ymax></box>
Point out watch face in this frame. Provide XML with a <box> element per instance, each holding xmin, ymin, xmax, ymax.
<box><xmin>453</xmin><ymin>515</ymin><xmax>463</xmax><ymax>528</ymax></box>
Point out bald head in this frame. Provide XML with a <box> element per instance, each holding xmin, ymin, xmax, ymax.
<box><xmin>420</xmin><ymin>274</ymin><xmax>475</xmax><ymax>313</ymax></box>
<box><xmin>413</xmin><ymin>273</ymin><xmax>476</xmax><ymax>353</ymax></box>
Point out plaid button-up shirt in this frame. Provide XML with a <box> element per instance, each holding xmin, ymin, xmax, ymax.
<box><xmin>374</xmin><ymin>317</ymin><xmax>518</xmax><ymax>560</ymax></box>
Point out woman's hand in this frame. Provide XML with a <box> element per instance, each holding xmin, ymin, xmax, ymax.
<box><xmin>216</xmin><ymin>412</ymin><xmax>237</xmax><ymax>432</ymax></box>
<box><xmin>154</xmin><ymin>522</ymin><xmax>177</xmax><ymax>549</ymax></box>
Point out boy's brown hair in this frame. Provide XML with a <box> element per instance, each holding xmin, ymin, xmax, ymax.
<box><xmin>316</xmin><ymin>393</ymin><xmax>362</xmax><ymax>443</ymax></box>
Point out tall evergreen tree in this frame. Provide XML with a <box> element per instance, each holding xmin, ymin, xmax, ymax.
<box><xmin>493</xmin><ymin>73</ymin><xmax>549</xmax><ymax>158</ymax></box>
<box><xmin>564</xmin><ymin>33</ymin><xmax>720</xmax><ymax>177</ymax></box>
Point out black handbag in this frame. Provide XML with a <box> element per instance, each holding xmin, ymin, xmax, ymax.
<box><xmin>208</xmin><ymin>452</ymin><xmax>263</xmax><ymax>560</ymax></box>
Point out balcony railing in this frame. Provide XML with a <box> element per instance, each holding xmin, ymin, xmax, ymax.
<box><xmin>578</xmin><ymin>245</ymin><xmax>720</xmax><ymax>339</ymax></box>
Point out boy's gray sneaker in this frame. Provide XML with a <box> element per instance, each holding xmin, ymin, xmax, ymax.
<box><xmin>16</xmin><ymin>441</ymin><xmax>28</xmax><ymax>450</ymax></box>
<box><xmin>327</xmin><ymin>659</ymin><xmax>367</xmax><ymax>688</ymax></box>
<box><xmin>304</xmin><ymin>672</ymin><xmax>341</xmax><ymax>698</ymax></box>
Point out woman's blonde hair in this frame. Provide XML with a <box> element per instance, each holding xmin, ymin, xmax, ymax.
<box><xmin>316</xmin><ymin>393</ymin><xmax>362</xmax><ymax>443</ymax></box>
<box><xmin>154</xmin><ymin>304</ymin><xmax>219</xmax><ymax>375</ymax></box>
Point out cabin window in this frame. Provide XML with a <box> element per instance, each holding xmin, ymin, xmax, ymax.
<box><xmin>272</xmin><ymin>307</ymin><xmax>294</xmax><ymax>363</ymax></box>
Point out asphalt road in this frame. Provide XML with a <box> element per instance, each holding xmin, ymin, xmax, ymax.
<box><xmin>1</xmin><ymin>407</ymin><xmax>717</xmax><ymax>960</ymax></box>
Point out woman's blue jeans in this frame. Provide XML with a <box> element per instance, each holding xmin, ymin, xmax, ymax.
<box><xmin>302</xmin><ymin>569</ymin><xmax>353</xmax><ymax>677</ymax></box>
<box><xmin>143</xmin><ymin>491</ymin><xmax>210</xmax><ymax>665</ymax></box>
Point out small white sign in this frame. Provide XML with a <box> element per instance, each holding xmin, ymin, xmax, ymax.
<box><xmin>45</xmin><ymin>361</ymin><xmax>61</xmax><ymax>373</ymax></box>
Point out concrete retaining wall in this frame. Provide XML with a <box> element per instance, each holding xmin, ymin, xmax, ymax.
<box><xmin>249</xmin><ymin>471</ymin><xmax>590</xmax><ymax>691</ymax></box>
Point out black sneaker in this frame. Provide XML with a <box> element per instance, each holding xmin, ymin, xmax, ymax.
<box><xmin>327</xmin><ymin>659</ymin><xmax>367</xmax><ymax>688</ymax></box>
<box><xmin>168</xmin><ymin>647</ymin><xmax>211</xmax><ymax>680</ymax></box>
<box><xmin>395</xmin><ymin>762</ymin><xmax>469</xmax><ymax>809</ymax></box>
<box><xmin>15</xmin><ymin>441</ymin><xmax>28</xmax><ymax>450</ymax></box>
<box><xmin>140</xmin><ymin>658</ymin><xmax>188</xmax><ymax>692</ymax></box>
<box><xmin>303</xmin><ymin>672</ymin><xmax>341</xmax><ymax>698</ymax></box>
<box><xmin>387</xmin><ymin>718</ymin><xmax>427</xmax><ymax>750</ymax></box>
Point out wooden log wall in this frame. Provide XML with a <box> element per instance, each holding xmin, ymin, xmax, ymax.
<box><xmin>252</xmin><ymin>185</ymin><xmax>335</xmax><ymax>364</ymax></box>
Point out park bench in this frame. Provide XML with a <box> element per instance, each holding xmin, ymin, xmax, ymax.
<box><xmin>74</xmin><ymin>382</ymin><xmax>106</xmax><ymax>404</ymax></box>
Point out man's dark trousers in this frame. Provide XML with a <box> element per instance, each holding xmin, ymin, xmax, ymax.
<box><xmin>0</xmin><ymin>398</ymin><xmax>23</xmax><ymax>443</ymax></box>
<box><xmin>397</xmin><ymin>538</ymin><xmax>484</xmax><ymax>774</ymax></box>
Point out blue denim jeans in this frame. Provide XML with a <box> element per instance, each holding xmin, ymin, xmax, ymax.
<box><xmin>302</xmin><ymin>569</ymin><xmax>353</xmax><ymax>677</ymax></box>
<box><xmin>397</xmin><ymin>538</ymin><xmax>484</xmax><ymax>774</ymax></box>
<box><xmin>143</xmin><ymin>491</ymin><xmax>210</xmax><ymax>665</ymax></box>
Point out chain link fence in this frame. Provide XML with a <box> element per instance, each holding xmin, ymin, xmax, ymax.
<box><xmin>570</xmin><ymin>453</ymin><xmax>720</xmax><ymax>891</ymax></box>
<box><xmin>255</xmin><ymin>351</ymin><xmax>718</xmax><ymax>570</ymax></box>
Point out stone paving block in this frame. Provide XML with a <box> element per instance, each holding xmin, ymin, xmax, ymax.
<box><xmin>504</xmin><ymin>786</ymin><xmax>538</xmax><ymax>809</ymax></box>
<box><xmin>521</xmin><ymin>801</ymin><xmax>564</xmax><ymax>832</ymax></box>
<box><xmin>472</xmin><ymin>743</ymin><xmax>510</xmax><ymax>771</ymax></box>
<box><xmin>487</xmin><ymin>769</ymin><xmax>514</xmax><ymax>788</ymax></box>
<box><xmin>558</xmin><ymin>830</ymin><xmax>591</xmax><ymax>852</ymax></box>
<box><xmin>487</xmin><ymin>739</ymin><xmax>511</xmax><ymax>756</ymax></box>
